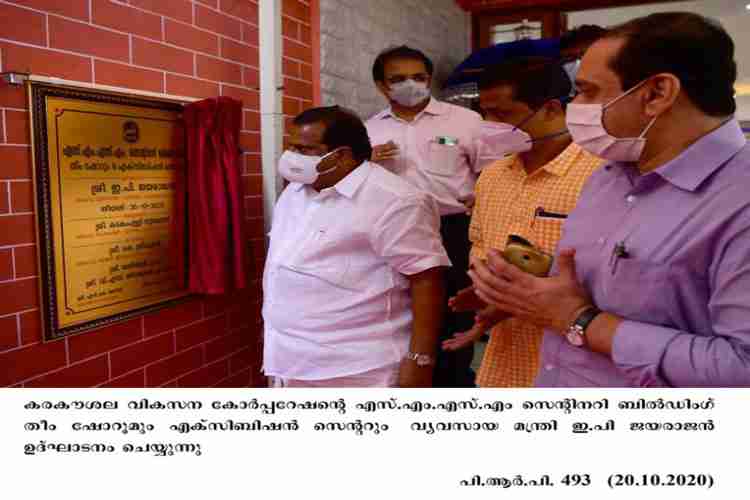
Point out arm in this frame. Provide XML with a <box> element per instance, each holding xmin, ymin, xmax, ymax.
<box><xmin>400</xmin><ymin>267</ymin><xmax>445</xmax><ymax>387</ymax></box>
<box><xmin>370</xmin><ymin>194</ymin><xmax>451</xmax><ymax>387</ymax></box>
<box><xmin>470</xmin><ymin>241</ymin><xmax>750</xmax><ymax>387</ymax></box>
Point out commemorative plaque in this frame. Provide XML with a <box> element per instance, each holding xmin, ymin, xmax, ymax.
<box><xmin>29</xmin><ymin>83</ymin><xmax>189</xmax><ymax>339</ymax></box>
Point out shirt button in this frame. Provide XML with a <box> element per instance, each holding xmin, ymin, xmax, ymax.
<box><xmin>626</xmin><ymin>195</ymin><xmax>636</xmax><ymax>203</ymax></box>
<box><xmin>544</xmin><ymin>364</ymin><xmax>555</xmax><ymax>371</ymax></box>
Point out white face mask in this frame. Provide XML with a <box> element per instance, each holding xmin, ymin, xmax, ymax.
<box><xmin>277</xmin><ymin>149</ymin><xmax>339</xmax><ymax>184</ymax></box>
<box><xmin>387</xmin><ymin>79</ymin><xmax>431</xmax><ymax>107</ymax></box>
<box><xmin>566</xmin><ymin>80</ymin><xmax>659</xmax><ymax>162</ymax></box>
<box><xmin>477</xmin><ymin>120</ymin><xmax>532</xmax><ymax>160</ymax></box>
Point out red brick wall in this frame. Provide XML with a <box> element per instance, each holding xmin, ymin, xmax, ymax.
<box><xmin>281</xmin><ymin>0</ymin><xmax>315</xmax><ymax>131</ymax></box>
<box><xmin>0</xmin><ymin>0</ymin><xmax>317</xmax><ymax>388</ymax></box>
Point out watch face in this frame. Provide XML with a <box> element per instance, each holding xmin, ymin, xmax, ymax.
<box><xmin>566</xmin><ymin>330</ymin><xmax>585</xmax><ymax>347</ymax></box>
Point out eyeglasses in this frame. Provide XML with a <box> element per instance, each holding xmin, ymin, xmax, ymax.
<box><xmin>385</xmin><ymin>73</ymin><xmax>430</xmax><ymax>85</ymax></box>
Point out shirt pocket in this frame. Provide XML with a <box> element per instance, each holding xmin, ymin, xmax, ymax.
<box><xmin>424</xmin><ymin>141</ymin><xmax>461</xmax><ymax>176</ymax></box>
<box><xmin>531</xmin><ymin>218</ymin><xmax>565</xmax><ymax>254</ymax></box>
<box><xmin>602</xmin><ymin>256</ymin><xmax>671</xmax><ymax>325</ymax></box>
<box><xmin>282</xmin><ymin>232</ymin><xmax>365</xmax><ymax>292</ymax></box>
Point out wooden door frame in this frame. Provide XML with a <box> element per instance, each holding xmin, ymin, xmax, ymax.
<box><xmin>467</xmin><ymin>0</ymin><xmax>684</xmax><ymax>50</ymax></box>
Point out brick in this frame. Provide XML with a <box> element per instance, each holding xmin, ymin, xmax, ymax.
<box><xmin>92</xmin><ymin>0</ymin><xmax>162</xmax><ymax>41</ymax></box>
<box><xmin>221</xmin><ymin>38</ymin><xmax>258</xmax><ymax>67</ymax></box>
<box><xmin>283</xmin><ymin>96</ymin><xmax>301</xmax><ymax>116</ymax></box>
<box><xmin>245</xmin><ymin>217</ymin><xmax>266</xmax><ymax>239</ymax></box>
<box><xmin>243</xmin><ymin>110</ymin><xmax>260</xmax><ymax>131</ymax></box>
<box><xmin>94</xmin><ymin>60</ymin><xmax>164</xmax><ymax>94</ymax></box>
<box><xmin>219</xmin><ymin>0</ymin><xmax>258</xmax><ymax>25</ymax></box>
<box><xmin>13</xmin><ymin>245</ymin><xmax>37</xmax><ymax>279</ymax></box>
<box><xmin>0</xmin><ymin>80</ymin><xmax>28</xmax><ymax>109</ymax></box>
<box><xmin>20</xmin><ymin>309</ymin><xmax>42</xmax><ymax>345</ymax></box>
<box><xmin>68</xmin><ymin>317</ymin><xmax>143</xmax><ymax>363</ymax></box>
<box><xmin>12</xmin><ymin>0</ymin><xmax>90</xmax><ymax>21</ymax></box>
<box><xmin>282</xmin><ymin>0</ymin><xmax>310</xmax><ymax>23</ymax></box>
<box><xmin>0</xmin><ymin>146</ymin><xmax>32</xmax><ymax>180</ymax></box>
<box><xmin>282</xmin><ymin>57</ymin><xmax>300</xmax><ymax>79</ymax></box>
<box><xmin>0</xmin><ymin>339</ymin><xmax>66</xmax><ymax>386</ymax></box>
<box><xmin>196</xmin><ymin>55</ymin><xmax>242</xmax><ymax>85</ymax></box>
<box><xmin>244</xmin><ymin>154</ymin><xmax>261</xmax><ymax>174</ymax></box>
<box><xmin>143</xmin><ymin>299</ymin><xmax>202</xmax><ymax>337</ymax></box>
<box><xmin>165</xmin><ymin>74</ymin><xmax>219</xmax><ymax>100</ymax></box>
<box><xmin>204</xmin><ymin>329</ymin><xmax>247</xmax><ymax>362</ymax></box>
<box><xmin>165</xmin><ymin>20</ymin><xmax>219</xmax><ymax>55</ymax></box>
<box><xmin>247</xmin><ymin>238</ymin><xmax>266</xmax><ymax>263</ymax></box>
<box><xmin>0</xmin><ymin>278</ymin><xmax>38</xmax><ymax>316</ymax></box>
<box><xmin>25</xmin><ymin>355</ymin><xmax>109</xmax><ymax>387</ymax></box>
<box><xmin>6</xmin><ymin>110</ymin><xmax>30</xmax><ymax>145</ymax></box>
<box><xmin>177</xmin><ymin>359</ymin><xmax>228</xmax><ymax>387</ymax></box>
<box><xmin>244</xmin><ymin>195</ymin><xmax>263</xmax><ymax>217</ymax></box>
<box><xmin>196</xmin><ymin>0</ymin><xmax>218</xmax><ymax>7</ymax></box>
<box><xmin>282</xmin><ymin>37</ymin><xmax>312</xmax><ymax>64</ymax></box>
<box><xmin>0</xmin><ymin>3</ymin><xmax>46</xmax><ymax>46</ymax></box>
<box><xmin>0</xmin><ymin>248</ymin><xmax>12</xmax><ymax>281</ymax></box>
<box><xmin>0</xmin><ymin>42</ymin><xmax>92</xmax><ymax>82</ymax></box>
<box><xmin>283</xmin><ymin>77</ymin><xmax>313</xmax><ymax>100</ymax></box>
<box><xmin>130</xmin><ymin>0</ymin><xmax>193</xmax><ymax>24</ymax></box>
<box><xmin>0</xmin><ymin>315</ymin><xmax>18</xmax><ymax>351</ymax></box>
<box><xmin>243</xmin><ymin>67</ymin><xmax>259</xmax><ymax>89</ymax></box>
<box><xmin>49</xmin><ymin>17</ymin><xmax>129</xmax><ymax>63</ymax></box>
<box><xmin>230</xmin><ymin>300</ymin><xmax>260</xmax><ymax>330</ymax></box>
<box><xmin>0</xmin><ymin>182</ymin><xmax>7</xmax><ymax>214</ymax></box>
<box><xmin>145</xmin><ymin>346</ymin><xmax>202</xmax><ymax>386</ymax></box>
<box><xmin>221</xmin><ymin>85</ymin><xmax>258</xmax><ymax>108</ymax></box>
<box><xmin>300</xmin><ymin>25</ymin><xmax>311</xmax><ymax>45</ymax></box>
<box><xmin>133</xmin><ymin>38</ymin><xmax>194</xmax><ymax>76</ymax></box>
<box><xmin>282</xmin><ymin>16</ymin><xmax>300</xmax><ymax>41</ymax></box>
<box><xmin>100</xmin><ymin>368</ymin><xmax>145</xmax><ymax>387</ymax></box>
<box><xmin>300</xmin><ymin>63</ymin><xmax>313</xmax><ymax>82</ymax></box>
<box><xmin>196</xmin><ymin>4</ymin><xmax>241</xmax><ymax>41</ymax></box>
<box><xmin>175</xmin><ymin>315</ymin><xmax>226</xmax><ymax>351</ymax></box>
<box><xmin>215</xmin><ymin>367</ymin><xmax>250</xmax><ymax>387</ymax></box>
<box><xmin>228</xmin><ymin>345</ymin><xmax>257</xmax><ymax>373</ymax></box>
<box><xmin>242</xmin><ymin>23</ymin><xmax>258</xmax><ymax>46</ymax></box>
<box><xmin>110</xmin><ymin>332</ymin><xmax>174</xmax><ymax>377</ymax></box>
<box><xmin>10</xmin><ymin>181</ymin><xmax>33</xmax><ymax>213</ymax></box>
<box><xmin>239</xmin><ymin>132</ymin><xmax>260</xmax><ymax>153</ymax></box>
<box><xmin>244</xmin><ymin>174</ymin><xmax>262</xmax><ymax>198</ymax></box>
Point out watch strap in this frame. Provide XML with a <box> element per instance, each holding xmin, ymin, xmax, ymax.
<box><xmin>574</xmin><ymin>306</ymin><xmax>601</xmax><ymax>332</ymax></box>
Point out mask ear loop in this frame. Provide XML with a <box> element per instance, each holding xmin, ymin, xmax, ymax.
<box><xmin>519</xmin><ymin>97</ymin><xmax>573</xmax><ymax>145</ymax></box>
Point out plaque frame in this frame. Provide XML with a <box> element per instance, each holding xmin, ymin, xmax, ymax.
<box><xmin>29</xmin><ymin>82</ymin><xmax>191</xmax><ymax>340</ymax></box>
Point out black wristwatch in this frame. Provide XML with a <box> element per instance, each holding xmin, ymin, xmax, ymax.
<box><xmin>565</xmin><ymin>306</ymin><xmax>601</xmax><ymax>347</ymax></box>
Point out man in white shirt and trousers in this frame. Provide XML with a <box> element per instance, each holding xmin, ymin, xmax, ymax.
<box><xmin>262</xmin><ymin>106</ymin><xmax>450</xmax><ymax>387</ymax></box>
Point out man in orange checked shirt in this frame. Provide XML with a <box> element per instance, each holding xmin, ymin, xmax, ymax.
<box><xmin>443</xmin><ymin>57</ymin><xmax>602</xmax><ymax>387</ymax></box>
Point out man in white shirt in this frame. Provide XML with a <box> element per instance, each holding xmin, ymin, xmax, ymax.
<box><xmin>365</xmin><ymin>46</ymin><xmax>483</xmax><ymax>387</ymax></box>
<box><xmin>262</xmin><ymin>106</ymin><xmax>450</xmax><ymax>387</ymax></box>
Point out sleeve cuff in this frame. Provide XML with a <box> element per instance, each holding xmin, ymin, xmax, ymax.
<box><xmin>398</xmin><ymin>255</ymin><xmax>452</xmax><ymax>276</ymax></box>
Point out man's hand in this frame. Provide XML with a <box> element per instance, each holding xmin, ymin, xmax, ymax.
<box><xmin>463</xmin><ymin>198</ymin><xmax>476</xmax><ymax>216</ymax></box>
<box><xmin>468</xmin><ymin>248</ymin><xmax>590</xmax><ymax>333</ymax></box>
<box><xmin>448</xmin><ymin>285</ymin><xmax>486</xmax><ymax>312</ymax></box>
<box><xmin>441</xmin><ymin>305</ymin><xmax>509</xmax><ymax>351</ymax></box>
<box><xmin>398</xmin><ymin>359</ymin><xmax>433</xmax><ymax>387</ymax></box>
<box><xmin>371</xmin><ymin>141</ymin><xmax>400</xmax><ymax>163</ymax></box>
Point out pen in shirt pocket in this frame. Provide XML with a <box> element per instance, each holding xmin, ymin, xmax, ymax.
<box><xmin>532</xmin><ymin>207</ymin><xmax>568</xmax><ymax>226</ymax></box>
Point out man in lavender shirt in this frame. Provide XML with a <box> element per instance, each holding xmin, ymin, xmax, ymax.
<box><xmin>469</xmin><ymin>12</ymin><xmax>750</xmax><ymax>387</ymax></box>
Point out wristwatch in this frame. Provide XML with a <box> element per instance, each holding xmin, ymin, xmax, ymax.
<box><xmin>565</xmin><ymin>306</ymin><xmax>601</xmax><ymax>347</ymax></box>
<box><xmin>405</xmin><ymin>351</ymin><xmax>435</xmax><ymax>367</ymax></box>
